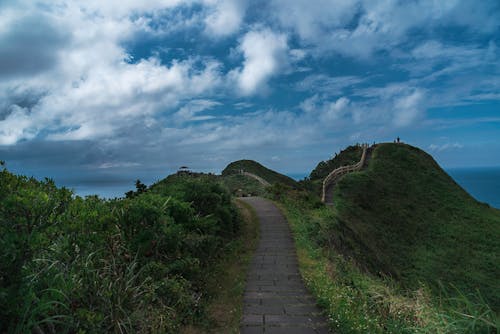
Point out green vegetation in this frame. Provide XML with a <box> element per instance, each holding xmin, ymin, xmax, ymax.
<box><xmin>309</xmin><ymin>145</ymin><xmax>363</xmax><ymax>181</ymax></box>
<box><xmin>332</xmin><ymin>144</ymin><xmax>499</xmax><ymax>307</ymax></box>
<box><xmin>183</xmin><ymin>199</ymin><xmax>259</xmax><ymax>333</ymax></box>
<box><xmin>302</xmin><ymin>145</ymin><xmax>364</xmax><ymax>197</ymax></box>
<box><xmin>279</xmin><ymin>197</ymin><xmax>499</xmax><ymax>333</ymax></box>
<box><xmin>221</xmin><ymin>173</ymin><xmax>267</xmax><ymax>197</ymax></box>
<box><xmin>272</xmin><ymin>143</ymin><xmax>499</xmax><ymax>333</ymax></box>
<box><xmin>0</xmin><ymin>167</ymin><xmax>242</xmax><ymax>333</ymax></box>
<box><xmin>222</xmin><ymin>159</ymin><xmax>298</xmax><ymax>188</ymax></box>
<box><xmin>3</xmin><ymin>142</ymin><xmax>498</xmax><ymax>333</ymax></box>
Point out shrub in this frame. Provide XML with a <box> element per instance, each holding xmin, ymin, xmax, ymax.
<box><xmin>0</xmin><ymin>168</ymin><xmax>240</xmax><ymax>332</ymax></box>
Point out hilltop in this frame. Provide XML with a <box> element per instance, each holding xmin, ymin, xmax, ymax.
<box><xmin>270</xmin><ymin>142</ymin><xmax>500</xmax><ymax>332</ymax></box>
<box><xmin>222</xmin><ymin>159</ymin><xmax>297</xmax><ymax>186</ymax></box>
<box><xmin>328</xmin><ymin>143</ymin><xmax>499</xmax><ymax>308</ymax></box>
<box><xmin>221</xmin><ymin>159</ymin><xmax>298</xmax><ymax>196</ymax></box>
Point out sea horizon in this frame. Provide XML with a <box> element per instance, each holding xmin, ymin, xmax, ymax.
<box><xmin>11</xmin><ymin>166</ymin><xmax>498</xmax><ymax>209</ymax></box>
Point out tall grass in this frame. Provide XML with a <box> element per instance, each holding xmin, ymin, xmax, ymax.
<box><xmin>1</xmin><ymin>168</ymin><xmax>242</xmax><ymax>333</ymax></box>
<box><xmin>278</xmin><ymin>197</ymin><xmax>499</xmax><ymax>333</ymax></box>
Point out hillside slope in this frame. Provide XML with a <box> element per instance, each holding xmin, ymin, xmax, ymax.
<box><xmin>222</xmin><ymin>160</ymin><xmax>297</xmax><ymax>187</ymax></box>
<box><xmin>309</xmin><ymin>145</ymin><xmax>363</xmax><ymax>181</ymax></box>
<box><xmin>329</xmin><ymin>143</ymin><xmax>500</xmax><ymax>309</ymax></box>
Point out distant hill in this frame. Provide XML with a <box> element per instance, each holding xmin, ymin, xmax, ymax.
<box><xmin>222</xmin><ymin>160</ymin><xmax>298</xmax><ymax>188</ymax></box>
<box><xmin>328</xmin><ymin>143</ymin><xmax>500</xmax><ymax>309</ymax></box>
<box><xmin>221</xmin><ymin>173</ymin><xmax>267</xmax><ymax>197</ymax></box>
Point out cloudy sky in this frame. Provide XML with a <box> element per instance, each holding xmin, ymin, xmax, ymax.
<box><xmin>1</xmin><ymin>0</ymin><xmax>499</xmax><ymax>194</ymax></box>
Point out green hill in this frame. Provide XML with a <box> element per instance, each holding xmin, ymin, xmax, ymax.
<box><xmin>329</xmin><ymin>143</ymin><xmax>500</xmax><ymax>309</ymax></box>
<box><xmin>222</xmin><ymin>159</ymin><xmax>298</xmax><ymax>187</ymax></box>
<box><xmin>302</xmin><ymin>144</ymin><xmax>365</xmax><ymax>197</ymax></box>
<box><xmin>222</xmin><ymin>173</ymin><xmax>268</xmax><ymax>197</ymax></box>
<box><xmin>309</xmin><ymin>145</ymin><xmax>363</xmax><ymax>181</ymax></box>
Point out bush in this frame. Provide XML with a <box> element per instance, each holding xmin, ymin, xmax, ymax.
<box><xmin>0</xmin><ymin>168</ymin><xmax>240</xmax><ymax>332</ymax></box>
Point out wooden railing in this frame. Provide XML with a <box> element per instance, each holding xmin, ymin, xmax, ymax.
<box><xmin>322</xmin><ymin>144</ymin><xmax>368</xmax><ymax>203</ymax></box>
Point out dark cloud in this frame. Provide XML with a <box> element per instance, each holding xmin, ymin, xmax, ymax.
<box><xmin>0</xmin><ymin>140</ymin><xmax>101</xmax><ymax>167</ymax></box>
<box><xmin>0</xmin><ymin>88</ymin><xmax>46</xmax><ymax>120</ymax></box>
<box><xmin>0</xmin><ymin>14</ymin><xmax>70</xmax><ymax>78</ymax></box>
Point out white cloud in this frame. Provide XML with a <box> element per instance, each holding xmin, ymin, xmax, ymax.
<box><xmin>0</xmin><ymin>105</ymin><xmax>36</xmax><ymax>145</ymax></box>
<box><xmin>71</xmin><ymin>0</ymin><xmax>189</xmax><ymax>18</ymax></box>
<box><xmin>203</xmin><ymin>0</ymin><xmax>247</xmax><ymax>37</ymax></box>
<box><xmin>98</xmin><ymin>161</ymin><xmax>141</xmax><ymax>169</ymax></box>
<box><xmin>43</xmin><ymin>57</ymin><xmax>222</xmax><ymax>141</ymax></box>
<box><xmin>233</xmin><ymin>102</ymin><xmax>253</xmax><ymax>109</ymax></box>
<box><xmin>230</xmin><ymin>28</ymin><xmax>288</xmax><ymax>95</ymax></box>
<box><xmin>270</xmin><ymin>0</ymin><xmax>356</xmax><ymax>41</ymax></box>
<box><xmin>391</xmin><ymin>40</ymin><xmax>500</xmax><ymax>108</ymax></box>
<box><xmin>289</xmin><ymin>49</ymin><xmax>307</xmax><ymax>62</ymax></box>
<box><xmin>0</xmin><ymin>1</ymin><xmax>225</xmax><ymax>144</ymax></box>
<box><xmin>269</xmin><ymin>0</ymin><xmax>500</xmax><ymax>59</ymax></box>
<box><xmin>300</xmin><ymin>95</ymin><xmax>351</xmax><ymax>123</ymax></box>
<box><xmin>174</xmin><ymin>99</ymin><xmax>220</xmax><ymax>123</ymax></box>
<box><xmin>429</xmin><ymin>142</ymin><xmax>464</xmax><ymax>152</ymax></box>
<box><xmin>1</xmin><ymin>0</ymin><xmax>499</xmax><ymax>173</ymax></box>
<box><xmin>296</xmin><ymin>74</ymin><xmax>364</xmax><ymax>95</ymax></box>
<box><xmin>393</xmin><ymin>89</ymin><xmax>425</xmax><ymax>127</ymax></box>
<box><xmin>176</xmin><ymin>108</ymin><xmax>313</xmax><ymax>150</ymax></box>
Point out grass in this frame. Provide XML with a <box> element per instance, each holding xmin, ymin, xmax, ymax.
<box><xmin>219</xmin><ymin>144</ymin><xmax>499</xmax><ymax>332</ymax></box>
<box><xmin>309</xmin><ymin>145</ymin><xmax>363</xmax><ymax>181</ymax></box>
<box><xmin>266</xmin><ymin>142</ymin><xmax>499</xmax><ymax>333</ymax></box>
<box><xmin>221</xmin><ymin>174</ymin><xmax>267</xmax><ymax>197</ymax></box>
<box><xmin>222</xmin><ymin>160</ymin><xmax>298</xmax><ymax>188</ymax></box>
<box><xmin>277</xmin><ymin>200</ymin><xmax>420</xmax><ymax>333</ymax></box>
<box><xmin>181</xmin><ymin>199</ymin><xmax>259</xmax><ymax>333</ymax></box>
<box><xmin>330</xmin><ymin>143</ymin><xmax>500</xmax><ymax>309</ymax></box>
<box><xmin>278</xmin><ymin>198</ymin><xmax>499</xmax><ymax>333</ymax></box>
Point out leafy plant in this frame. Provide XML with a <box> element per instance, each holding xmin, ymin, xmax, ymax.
<box><xmin>0</xmin><ymin>167</ymin><xmax>241</xmax><ymax>332</ymax></box>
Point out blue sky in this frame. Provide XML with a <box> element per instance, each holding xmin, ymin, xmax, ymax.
<box><xmin>1</xmin><ymin>0</ymin><xmax>500</xmax><ymax>192</ymax></box>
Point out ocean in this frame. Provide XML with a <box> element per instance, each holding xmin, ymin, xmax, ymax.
<box><xmin>446</xmin><ymin>167</ymin><xmax>500</xmax><ymax>209</ymax></box>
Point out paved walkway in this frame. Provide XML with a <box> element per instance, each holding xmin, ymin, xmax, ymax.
<box><xmin>239</xmin><ymin>197</ymin><xmax>329</xmax><ymax>334</ymax></box>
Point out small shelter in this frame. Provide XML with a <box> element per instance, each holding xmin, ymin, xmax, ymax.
<box><xmin>177</xmin><ymin>166</ymin><xmax>191</xmax><ymax>175</ymax></box>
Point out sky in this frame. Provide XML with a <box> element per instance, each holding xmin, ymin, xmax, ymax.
<box><xmin>1</xmin><ymin>0</ymin><xmax>500</xmax><ymax>194</ymax></box>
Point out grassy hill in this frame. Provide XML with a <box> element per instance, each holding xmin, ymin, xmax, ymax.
<box><xmin>329</xmin><ymin>143</ymin><xmax>499</xmax><ymax>308</ymax></box>
<box><xmin>222</xmin><ymin>174</ymin><xmax>267</xmax><ymax>197</ymax></box>
<box><xmin>222</xmin><ymin>159</ymin><xmax>298</xmax><ymax>188</ymax></box>
<box><xmin>309</xmin><ymin>145</ymin><xmax>363</xmax><ymax>181</ymax></box>
<box><xmin>301</xmin><ymin>145</ymin><xmax>364</xmax><ymax>197</ymax></box>
<box><xmin>277</xmin><ymin>143</ymin><xmax>499</xmax><ymax>332</ymax></box>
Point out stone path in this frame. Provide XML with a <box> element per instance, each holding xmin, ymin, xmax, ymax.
<box><xmin>239</xmin><ymin>197</ymin><xmax>329</xmax><ymax>334</ymax></box>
